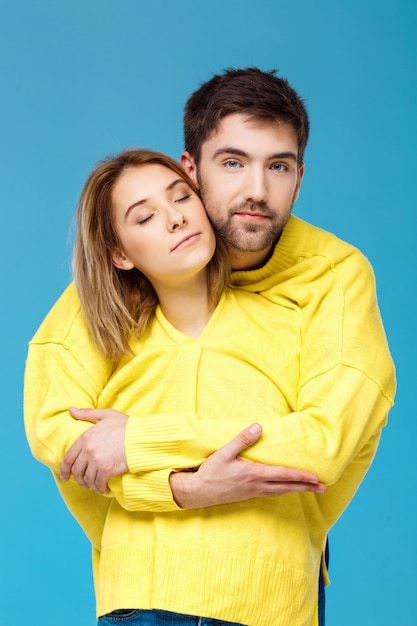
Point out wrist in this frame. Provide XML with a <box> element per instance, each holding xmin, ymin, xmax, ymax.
<box><xmin>169</xmin><ymin>470</ymin><xmax>200</xmax><ymax>509</ymax></box>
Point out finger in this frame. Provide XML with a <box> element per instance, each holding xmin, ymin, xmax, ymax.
<box><xmin>67</xmin><ymin>455</ymin><xmax>90</xmax><ymax>490</ymax></box>
<box><xmin>83</xmin><ymin>465</ymin><xmax>101</xmax><ymax>492</ymax></box>
<box><xmin>60</xmin><ymin>442</ymin><xmax>82</xmax><ymax>481</ymax></box>
<box><xmin>94</xmin><ymin>472</ymin><xmax>110</xmax><ymax>495</ymax></box>
<box><xmin>59</xmin><ymin>459</ymin><xmax>71</xmax><ymax>482</ymax></box>
<box><xmin>260</xmin><ymin>481</ymin><xmax>326</xmax><ymax>496</ymax></box>
<box><xmin>220</xmin><ymin>424</ymin><xmax>263</xmax><ymax>459</ymax></box>
<box><xmin>69</xmin><ymin>407</ymin><xmax>102</xmax><ymax>423</ymax></box>
<box><xmin>252</xmin><ymin>462</ymin><xmax>320</xmax><ymax>484</ymax></box>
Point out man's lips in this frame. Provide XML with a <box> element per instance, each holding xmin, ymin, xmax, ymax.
<box><xmin>233</xmin><ymin>212</ymin><xmax>271</xmax><ymax>222</ymax></box>
<box><xmin>171</xmin><ymin>232</ymin><xmax>201</xmax><ymax>252</ymax></box>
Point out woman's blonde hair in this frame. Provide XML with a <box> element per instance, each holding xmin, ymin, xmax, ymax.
<box><xmin>73</xmin><ymin>148</ymin><xmax>230</xmax><ymax>360</ymax></box>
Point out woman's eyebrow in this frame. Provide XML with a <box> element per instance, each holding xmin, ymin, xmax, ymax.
<box><xmin>125</xmin><ymin>179</ymin><xmax>187</xmax><ymax>220</ymax></box>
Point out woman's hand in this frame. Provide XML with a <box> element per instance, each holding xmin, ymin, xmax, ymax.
<box><xmin>169</xmin><ymin>423</ymin><xmax>325</xmax><ymax>509</ymax></box>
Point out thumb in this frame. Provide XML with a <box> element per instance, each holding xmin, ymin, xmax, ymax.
<box><xmin>69</xmin><ymin>406</ymin><xmax>102</xmax><ymax>423</ymax></box>
<box><xmin>222</xmin><ymin>423</ymin><xmax>263</xmax><ymax>459</ymax></box>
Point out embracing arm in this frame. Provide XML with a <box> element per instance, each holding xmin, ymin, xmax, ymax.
<box><xmin>59</xmin><ymin>409</ymin><xmax>324</xmax><ymax>503</ymax></box>
<box><xmin>25</xmin><ymin>341</ymin><xmax>323</xmax><ymax>513</ymax></box>
<box><xmin>115</xmin><ymin>247</ymin><xmax>396</xmax><ymax>485</ymax></box>
<box><xmin>106</xmin><ymin>364</ymin><xmax>392</xmax><ymax>483</ymax></box>
<box><xmin>24</xmin><ymin>339</ymin><xmax>113</xmax><ymax>476</ymax></box>
<box><xmin>108</xmin><ymin>423</ymin><xmax>325</xmax><ymax>512</ymax></box>
<box><xmin>58</xmin><ymin>359</ymin><xmax>388</xmax><ymax>506</ymax></box>
<box><xmin>60</xmin><ymin>249</ymin><xmax>396</xmax><ymax>498</ymax></box>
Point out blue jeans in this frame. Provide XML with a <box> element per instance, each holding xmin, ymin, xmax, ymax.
<box><xmin>98</xmin><ymin>609</ymin><xmax>244</xmax><ymax>625</ymax></box>
<box><xmin>318</xmin><ymin>538</ymin><xmax>330</xmax><ymax>626</ymax></box>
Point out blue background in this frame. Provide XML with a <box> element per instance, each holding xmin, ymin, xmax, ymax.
<box><xmin>1</xmin><ymin>1</ymin><xmax>415</xmax><ymax>624</ymax></box>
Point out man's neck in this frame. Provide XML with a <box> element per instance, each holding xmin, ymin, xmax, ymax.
<box><xmin>229</xmin><ymin>244</ymin><xmax>274</xmax><ymax>271</ymax></box>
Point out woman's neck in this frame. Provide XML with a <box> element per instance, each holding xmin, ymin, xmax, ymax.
<box><xmin>155</xmin><ymin>273</ymin><xmax>215</xmax><ymax>338</ymax></box>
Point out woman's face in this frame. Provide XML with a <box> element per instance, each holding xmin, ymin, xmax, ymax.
<box><xmin>111</xmin><ymin>164</ymin><xmax>216</xmax><ymax>290</ymax></box>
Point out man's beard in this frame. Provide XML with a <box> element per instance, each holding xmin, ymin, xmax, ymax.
<box><xmin>201</xmin><ymin>192</ymin><xmax>291</xmax><ymax>254</ymax></box>
<box><xmin>212</xmin><ymin>207</ymin><xmax>285</xmax><ymax>253</ymax></box>
<box><xmin>196</xmin><ymin>170</ymin><xmax>294</xmax><ymax>253</ymax></box>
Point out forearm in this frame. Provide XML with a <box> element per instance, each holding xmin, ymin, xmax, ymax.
<box><xmin>24</xmin><ymin>343</ymin><xmax>109</xmax><ymax>475</ymax></box>
<box><xmin>70</xmin><ymin>424</ymin><xmax>379</xmax><ymax>516</ymax></box>
<box><xmin>125</xmin><ymin>366</ymin><xmax>392</xmax><ymax>485</ymax></box>
<box><xmin>108</xmin><ymin>469</ymin><xmax>182</xmax><ymax>512</ymax></box>
<box><xmin>108</xmin><ymin>424</ymin><xmax>325</xmax><ymax>512</ymax></box>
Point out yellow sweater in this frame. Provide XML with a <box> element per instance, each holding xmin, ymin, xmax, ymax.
<box><xmin>24</xmin><ymin>216</ymin><xmax>395</xmax><ymax>625</ymax></box>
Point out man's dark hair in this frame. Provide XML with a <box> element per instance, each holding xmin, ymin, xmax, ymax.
<box><xmin>184</xmin><ymin>67</ymin><xmax>309</xmax><ymax>165</ymax></box>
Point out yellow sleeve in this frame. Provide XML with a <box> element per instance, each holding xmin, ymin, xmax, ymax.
<box><xmin>122</xmin><ymin>364</ymin><xmax>391</xmax><ymax>486</ymax></box>
<box><xmin>24</xmin><ymin>340</ymin><xmax>183</xmax><ymax>515</ymax></box>
<box><xmin>24</xmin><ymin>341</ymin><xmax>105</xmax><ymax>474</ymax></box>
<box><xmin>121</xmin><ymin>250</ymin><xmax>395</xmax><ymax>490</ymax></box>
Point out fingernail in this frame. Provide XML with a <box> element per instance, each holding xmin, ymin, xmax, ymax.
<box><xmin>249</xmin><ymin>424</ymin><xmax>261</xmax><ymax>435</ymax></box>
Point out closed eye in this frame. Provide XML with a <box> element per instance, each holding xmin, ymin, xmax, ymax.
<box><xmin>174</xmin><ymin>193</ymin><xmax>192</xmax><ymax>203</ymax></box>
<box><xmin>138</xmin><ymin>214</ymin><xmax>154</xmax><ymax>225</ymax></box>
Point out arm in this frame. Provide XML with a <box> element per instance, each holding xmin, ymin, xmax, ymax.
<box><xmin>25</xmin><ymin>340</ymin><xmax>323</xmax><ymax>514</ymax></box>
<box><xmin>63</xmin><ymin>364</ymin><xmax>391</xmax><ymax>492</ymax></box>
<box><xmin>24</xmin><ymin>339</ymin><xmax>113</xmax><ymax>477</ymax></box>
<box><xmin>168</xmin><ymin>423</ymin><xmax>326</xmax><ymax>509</ymax></box>
<box><xmin>61</xmin><ymin>250</ymin><xmax>395</xmax><ymax>492</ymax></box>
<box><xmin>59</xmin><ymin>410</ymin><xmax>324</xmax><ymax>500</ymax></box>
<box><xmin>108</xmin><ymin>423</ymin><xmax>325</xmax><ymax>512</ymax></box>
<box><xmin>108</xmin><ymin>249</ymin><xmax>396</xmax><ymax>484</ymax></box>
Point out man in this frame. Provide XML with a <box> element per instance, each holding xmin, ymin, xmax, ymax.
<box><xmin>36</xmin><ymin>68</ymin><xmax>395</xmax><ymax>625</ymax></box>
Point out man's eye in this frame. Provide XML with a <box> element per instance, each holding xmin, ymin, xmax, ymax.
<box><xmin>225</xmin><ymin>160</ymin><xmax>241</xmax><ymax>168</ymax></box>
<box><xmin>271</xmin><ymin>163</ymin><xmax>287</xmax><ymax>172</ymax></box>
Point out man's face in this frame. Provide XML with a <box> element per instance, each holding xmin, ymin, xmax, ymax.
<box><xmin>181</xmin><ymin>113</ymin><xmax>304</xmax><ymax>270</ymax></box>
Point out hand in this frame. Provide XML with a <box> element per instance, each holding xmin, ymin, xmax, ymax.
<box><xmin>60</xmin><ymin>407</ymin><xmax>129</xmax><ymax>494</ymax></box>
<box><xmin>169</xmin><ymin>423</ymin><xmax>326</xmax><ymax>509</ymax></box>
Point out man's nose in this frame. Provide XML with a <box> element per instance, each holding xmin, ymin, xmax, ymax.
<box><xmin>243</xmin><ymin>168</ymin><xmax>268</xmax><ymax>203</ymax></box>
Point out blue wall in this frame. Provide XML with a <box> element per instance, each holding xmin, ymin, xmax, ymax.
<box><xmin>1</xmin><ymin>1</ymin><xmax>415</xmax><ymax>623</ymax></box>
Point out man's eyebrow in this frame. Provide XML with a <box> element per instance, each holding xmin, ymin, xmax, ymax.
<box><xmin>212</xmin><ymin>147</ymin><xmax>298</xmax><ymax>161</ymax></box>
<box><xmin>212</xmin><ymin>147</ymin><xmax>249</xmax><ymax>159</ymax></box>
<box><xmin>125</xmin><ymin>178</ymin><xmax>187</xmax><ymax>220</ymax></box>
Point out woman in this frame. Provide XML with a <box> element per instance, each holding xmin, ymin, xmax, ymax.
<box><xmin>25</xmin><ymin>149</ymin><xmax>348</xmax><ymax>626</ymax></box>
<box><xmin>73</xmin><ymin>149</ymin><xmax>230</xmax><ymax>360</ymax></box>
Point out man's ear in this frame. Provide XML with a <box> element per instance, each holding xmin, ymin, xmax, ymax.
<box><xmin>293</xmin><ymin>163</ymin><xmax>305</xmax><ymax>202</ymax></box>
<box><xmin>180</xmin><ymin>151</ymin><xmax>198</xmax><ymax>184</ymax></box>
<box><xmin>111</xmin><ymin>248</ymin><xmax>135</xmax><ymax>270</ymax></box>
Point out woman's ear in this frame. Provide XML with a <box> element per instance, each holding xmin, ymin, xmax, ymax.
<box><xmin>112</xmin><ymin>248</ymin><xmax>135</xmax><ymax>270</ymax></box>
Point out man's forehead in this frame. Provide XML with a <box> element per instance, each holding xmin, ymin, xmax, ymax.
<box><xmin>201</xmin><ymin>113</ymin><xmax>299</xmax><ymax>155</ymax></box>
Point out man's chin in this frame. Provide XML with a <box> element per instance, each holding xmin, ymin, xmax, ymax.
<box><xmin>229</xmin><ymin>230</ymin><xmax>279</xmax><ymax>253</ymax></box>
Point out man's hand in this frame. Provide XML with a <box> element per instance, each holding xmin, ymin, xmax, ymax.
<box><xmin>60</xmin><ymin>407</ymin><xmax>129</xmax><ymax>494</ymax></box>
<box><xmin>169</xmin><ymin>423</ymin><xmax>326</xmax><ymax>509</ymax></box>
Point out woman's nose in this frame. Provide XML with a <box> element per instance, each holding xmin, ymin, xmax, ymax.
<box><xmin>167</xmin><ymin>209</ymin><xmax>186</xmax><ymax>232</ymax></box>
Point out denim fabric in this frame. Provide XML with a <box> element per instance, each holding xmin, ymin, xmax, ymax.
<box><xmin>98</xmin><ymin>609</ymin><xmax>244</xmax><ymax>625</ymax></box>
<box><xmin>318</xmin><ymin>586</ymin><xmax>325</xmax><ymax>626</ymax></box>
<box><xmin>318</xmin><ymin>538</ymin><xmax>330</xmax><ymax>626</ymax></box>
